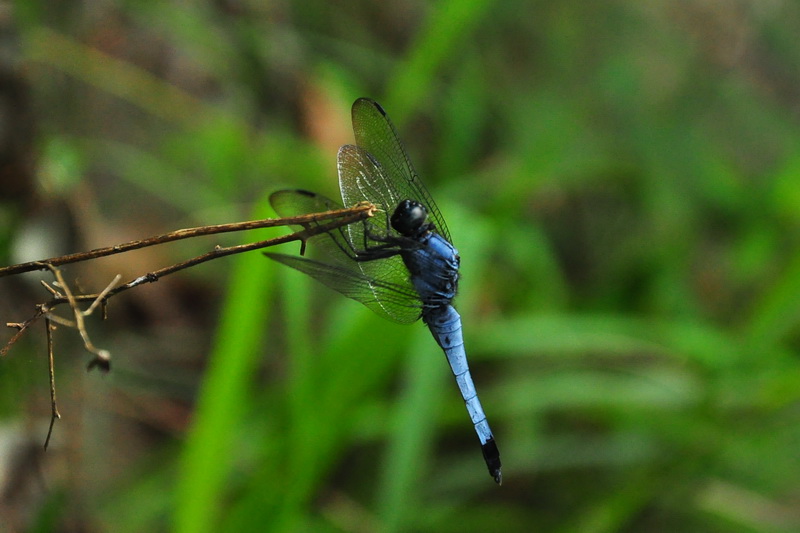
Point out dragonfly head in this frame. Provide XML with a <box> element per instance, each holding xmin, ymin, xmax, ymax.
<box><xmin>390</xmin><ymin>199</ymin><xmax>429</xmax><ymax>237</ymax></box>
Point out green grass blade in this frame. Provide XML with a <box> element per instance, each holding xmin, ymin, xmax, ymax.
<box><xmin>173</xmin><ymin>197</ymin><xmax>275</xmax><ymax>533</ymax></box>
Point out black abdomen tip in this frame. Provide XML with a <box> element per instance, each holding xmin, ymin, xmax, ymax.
<box><xmin>481</xmin><ymin>438</ymin><xmax>502</xmax><ymax>485</ymax></box>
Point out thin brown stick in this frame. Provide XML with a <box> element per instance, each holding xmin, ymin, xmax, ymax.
<box><xmin>2</xmin><ymin>308</ymin><xmax>46</xmax><ymax>357</ymax></box>
<box><xmin>1</xmin><ymin>203</ymin><xmax>377</xmax><ymax>360</ymax></box>
<box><xmin>40</xmin><ymin>208</ymin><xmax>375</xmax><ymax>309</ymax></box>
<box><xmin>0</xmin><ymin>203</ymin><xmax>376</xmax><ymax>277</ymax></box>
<box><xmin>43</xmin><ymin>316</ymin><xmax>60</xmax><ymax>450</ymax></box>
<box><xmin>36</xmin><ymin>208</ymin><xmax>374</xmax><ymax>306</ymax></box>
<box><xmin>40</xmin><ymin>265</ymin><xmax>119</xmax><ymax>371</ymax></box>
<box><xmin>1</xmin><ymin>200</ymin><xmax>378</xmax><ymax>450</ymax></box>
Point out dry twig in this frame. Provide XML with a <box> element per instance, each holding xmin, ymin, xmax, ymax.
<box><xmin>0</xmin><ymin>202</ymin><xmax>377</xmax><ymax>447</ymax></box>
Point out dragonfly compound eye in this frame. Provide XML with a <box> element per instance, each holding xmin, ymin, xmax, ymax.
<box><xmin>391</xmin><ymin>199</ymin><xmax>428</xmax><ymax>236</ymax></box>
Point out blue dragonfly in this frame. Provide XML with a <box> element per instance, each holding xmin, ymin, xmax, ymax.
<box><xmin>265</xmin><ymin>98</ymin><xmax>502</xmax><ymax>484</ymax></box>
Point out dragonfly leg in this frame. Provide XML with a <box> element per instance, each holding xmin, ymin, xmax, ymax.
<box><xmin>354</xmin><ymin>247</ymin><xmax>401</xmax><ymax>262</ymax></box>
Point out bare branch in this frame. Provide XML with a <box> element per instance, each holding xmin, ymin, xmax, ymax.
<box><xmin>1</xmin><ymin>203</ymin><xmax>377</xmax><ymax>360</ymax></box>
<box><xmin>0</xmin><ymin>185</ymin><xmax>377</xmax><ymax>450</ymax></box>
<box><xmin>0</xmin><ymin>203</ymin><xmax>377</xmax><ymax>277</ymax></box>
<box><xmin>1</xmin><ymin>308</ymin><xmax>46</xmax><ymax>357</ymax></box>
<box><xmin>44</xmin><ymin>316</ymin><xmax>60</xmax><ymax>450</ymax></box>
<box><xmin>41</xmin><ymin>265</ymin><xmax>116</xmax><ymax>371</ymax></box>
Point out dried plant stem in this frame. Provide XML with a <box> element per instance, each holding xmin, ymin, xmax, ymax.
<box><xmin>2</xmin><ymin>203</ymin><xmax>376</xmax><ymax>358</ymax></box>
<box><xmin>44</xmin><ymin>316</ymin><xmax>60</xmax><ymax>450</ymax></box>
<box><xmin>40</xmin><ymin>265</ymin><xmax>120</xmax><ymax>371</ymax></box>
<box><xmin>1</xmin><ymin>202</ymin><xmax>377</xmax><ymax>448</ymax></box>
<box><xmin>0</xmin><ymin>203</ymin><xmax>376</xmax><ymax>278</ymax></box>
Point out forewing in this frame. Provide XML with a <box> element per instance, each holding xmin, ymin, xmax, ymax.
<box><xmin>349</xmin><ymin>97</ymin><xmax>451</xmax><ymax>243</ymax></box>
<box><xmin>337</xmin><ymin>145</ymin><xmax>420</xmax><ymax>308</ymax></box>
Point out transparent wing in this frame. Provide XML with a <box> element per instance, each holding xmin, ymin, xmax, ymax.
<box><xmin>345</xmin><ymin>97</ymin><xmax>451</xmax><ymax>243</ymax></box>
<box><xmin>337</xmin><ymin>145</ymin><xmax>420</xmax><ymax>303</ymax></box>
<box><xmin>268</xmin><ymin>189</ymin><xmax>422</xmax><ymax>324</ymax></box>
<box><xmin>269</xmin><ymin>189</ymin><xmax>356</xmax><ymax>271</ymax></box>
<box><xmin>264</xmin><ymin>253</ymin><xmax>421</xmax><ymax>324</ymax></box>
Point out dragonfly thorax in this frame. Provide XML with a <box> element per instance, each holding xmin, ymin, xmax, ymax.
<box><xmin>391</xmin><ymin>199</ymin><xmax>430</xmax><ymax>237</ymax></box>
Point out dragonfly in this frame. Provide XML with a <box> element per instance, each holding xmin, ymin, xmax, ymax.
<box><xmin>265</xmin><ymin>98</ymin><xmax>502</xmax><ymax>484</ymax></box>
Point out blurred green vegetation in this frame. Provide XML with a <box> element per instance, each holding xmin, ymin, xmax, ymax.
<box><xmin>1</xmin><ymin>0</ymin><xmax>800</xmax><ymax>532</ymax></box>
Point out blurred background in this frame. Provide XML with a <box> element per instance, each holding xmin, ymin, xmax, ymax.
<box><xmin>1</xmin><ymin>1</ymin><xmax>799</xmax><ymax>531</ymax></box>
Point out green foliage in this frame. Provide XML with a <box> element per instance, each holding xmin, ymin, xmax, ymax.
<box><xmin>2</xmin><ymin>1</ymin><xmax>800</xmax><ymax>532</ymax></box>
